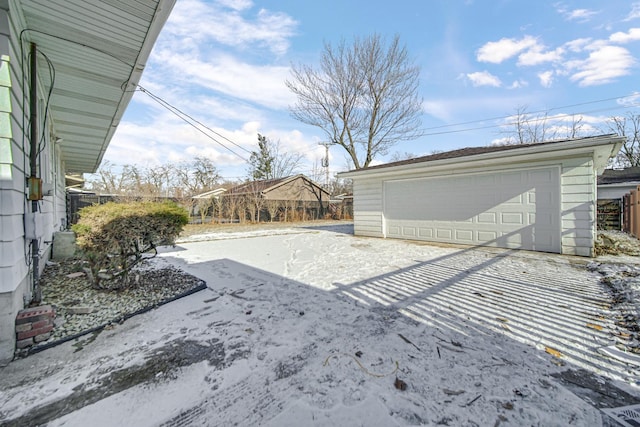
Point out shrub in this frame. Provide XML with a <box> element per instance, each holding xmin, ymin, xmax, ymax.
<box><xmin>71</xmin><ymin>201</ymin><xmax>189</xmax><ymax>289</ymax></box>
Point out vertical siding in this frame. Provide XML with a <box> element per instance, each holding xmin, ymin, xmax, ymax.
<box><xmin>560</xmin><ymin>157</ymin><xmax>595</xmax><ymax>256</ymax></box>
<box><xmin>352</xmin><ymin>178</ymin><xmax>384</xmax><ymax>237</ymax></box>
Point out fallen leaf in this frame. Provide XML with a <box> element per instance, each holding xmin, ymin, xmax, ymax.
<box><xmin>394</xmin><ymin>377</ymin><xmax>407</xmax><ymax>391</ymax></box>
<box><xmin>502</xmin><ymin>402</ymin><xmax>514</xmax><ymax>410</ymax></box>
<box><xmin>496</xmin><ymin>317</ymin><xmax>509</xmax><ymax>323</ymax></box>
<box><xmin>443</xmin><ymin>388</ymin><xmax>465</xmax><ymax>396</ymax></box>
<box><xmin>545</xmin><ymin>347</ymin><xmax>563</xmax><ymax>358</ymax></box>
<box><xmin>586</xmin><ymin>323</ymin><xmax>603</xmax><ymax>331</ymax></box>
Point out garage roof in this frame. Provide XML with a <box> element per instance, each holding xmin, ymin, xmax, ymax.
<box><xmin>17</xmin><ymin>0</ymin><xmax>175</xmax><ymax>173</ymax></box>
<box><xmin>339</xmin><ymin>134</ymin><xmax>625</xmax><ymax>178</ymax></box>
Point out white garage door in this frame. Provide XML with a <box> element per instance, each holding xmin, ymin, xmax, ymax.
<box><xmin>384</xmin><ymin>167</ymin><xmax>561</xmax><ymax>253</ymax></box>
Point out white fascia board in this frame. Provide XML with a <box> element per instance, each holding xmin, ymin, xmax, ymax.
<box><xmin>339</xmin><ymin>136</ymin><xmax>625</xmax><ymax>180</ymax></box>
<box><xmin>598</xmin><ymin>181</ymin><xmax>640</xmax><ymax>188</ymax></box>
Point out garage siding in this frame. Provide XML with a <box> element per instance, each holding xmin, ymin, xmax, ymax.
<box><xmin>348</xmin><ymin>156</ymin><xmax>601</xmax><ymax>256</ymax></box>
<box><xmin>352</xmin><ymin>179</ymin><xmax>384</xmax><ymax>237</ymax></box>
<box><xmin>560</xmin><ymin>157</ymin><xmax>595</xmax><ymax>256</ymax></box>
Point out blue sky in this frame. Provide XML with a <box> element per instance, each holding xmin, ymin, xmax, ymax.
<box><xmin>104</xmin><ymin>0</ymin><xmax>640</xmax><ymax>181</ymax></box>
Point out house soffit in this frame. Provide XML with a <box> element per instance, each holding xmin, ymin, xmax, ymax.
<box><xmin>17</xmin><ymin>0</ymin><xmax>174</xmax><ymax>174</ymax></box>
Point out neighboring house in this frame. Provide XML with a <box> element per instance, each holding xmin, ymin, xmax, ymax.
<box><xmin>596</xmin><ymin>167</ymin><xmax>640</xmax><ymax>230</ymax></box>
<box><xmin>191</xmin><ymin>187</ymin><xmax>228</xmax><ymax>221</ymax></box>
<box><xmin>224</xmin><ymin>175</ymin><xmax>330</xmax><ymax>221</ymax></box>
<box><xmin>192</xmin><ymin>187</ymin><xmax>228</xmax><ymax>200</ymax></box>
<box><xmin>338</xmin><ymin>135</ymin><xmax>624</xmax><ymax>257</ymax></box>
<box><xmin>597</xmin><ymin>167</ymin><xmax>640</xmax><ymax>200</ymax></box>
<box><xmin>0</xmin><ymin>0</ymin><xmax>175</xmax><ymax>364</ymax></box>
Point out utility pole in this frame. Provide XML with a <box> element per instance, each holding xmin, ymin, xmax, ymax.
<box><xmin>318</xmin><ymin>142</ymin><xmax>333</xmax><ymax>188</ymax></box>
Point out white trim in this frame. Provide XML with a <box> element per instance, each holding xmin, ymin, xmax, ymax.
<box><xmin>339</xmin><ymin>136</ymin><xmax>624</xmax><ymax>180</ymax></box>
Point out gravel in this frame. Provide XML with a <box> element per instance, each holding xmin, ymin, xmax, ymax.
<box><xmin>21</xmin><ymin>257</ymin><xmax>206</xmax><ymax>355</ymax></box>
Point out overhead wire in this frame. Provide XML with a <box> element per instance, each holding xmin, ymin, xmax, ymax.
<box><xmin>136</xmin><ymin>85</ymin><xmax>252</xmax><ymax>163</ymax></box>
<box><xmin>422</xmin><ymin>99</ymin><xmax>640</xmax><ymax>137</ymax></box>
<box><xmin>422</xmin><ymin>93</ymin><xmax>640</xmax><ymax>131</ymax></box>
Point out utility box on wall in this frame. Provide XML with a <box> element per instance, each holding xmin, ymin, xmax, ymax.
<box><xmin>24</xmin><ymin>212</ymin><xmax>43</xmax><ymax>240</ymax></box>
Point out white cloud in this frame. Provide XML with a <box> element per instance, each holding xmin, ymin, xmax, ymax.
<box><xmin>564</xmin><ymin>8</ymin><xmax>599</xmax><ymax>22</ymax></box>
<box><xmin>216</xmin><ymin>0</ymin><xmax>253</xmax><ymax>11</ymax></box>
<box><xmin>538</xmin><ymin>71</ymin><xmax>554</xmax><ymax>87</ymax></box>
<box><xmin>466</xmin><ymin>71</ymin><xmax>502</xmax><ymax>87</ymax></box>
<box><xmin>610</xmin><ymin>28</ymin><xmax>640</xmax><ymax>43</ymax></box>
<box><xmin>617</xmin><ymin>92</ymin><xmax>640</xmax><ymax>106</ymax></box>
<box><xmin>517</xmin><ymin>46</ymin><xmax>564</xmax><ymax>66</ymax></box>
<box><xmin>476</xmin><ymin>36</ymin><xmax>538</xmax><ymax>63</ymax></box>
<box><xmin>567</xmin><ymin>45</ymin><xmax>635</xmax><ymax>86</ymax></box>
<box><xmin>508</xmin><ymin>80</ymin><xmax>528</xmax><ymax>89</ymax></box>
<box><xmin>422</xmin><ymin>100</ymin><xmax>455</xmax><ymax>122</ymax></box>
<box><xmin>563</xmin><ymin>38</ymin><xmax>592</xmax><ymax>52</ymax></box>
<box><xmin>164</xmin><ymin>0</ymin><xmax>298</xmax><ymax>56</ymax></box>
<box><xmin>151</xmin><ymin>50</ymin><xmax>294</xmax><ymax>110</ymax></box>
<box><xmin>625</xmin><ymin>2</ymin><xmax>640</xmax><ymax>21</ymax></box>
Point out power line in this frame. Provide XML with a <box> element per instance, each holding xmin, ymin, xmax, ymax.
<box><xmin>422</xmin><ymin>100</ymin><xmax>640</xmax><ymax>137</ymax></box>
<box><xmin>137</xmin><ymin>85</ymin><xmax>252</xmax><ymax>162</ymax></box>
<box><xmin>423</xmin><ymin>93</ymin><xmax>640</xmax><ymax>131</ymax></box>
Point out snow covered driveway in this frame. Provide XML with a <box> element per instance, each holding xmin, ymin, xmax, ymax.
<box><xmin>1</xmin><ymin>223</ymin><xmax>638</xmax><ymax>426</ymax></box>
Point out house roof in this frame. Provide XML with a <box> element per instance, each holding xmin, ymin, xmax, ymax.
<box><xmin>227</xmin><ymin>174</ymin><xmax>328</xmax><ymax>196</ymax></box>
<box><xmin>17</xmin><ymin>0</ymin><xmax>175</xmax><ymax>173</ymax></box>
<box><xmin>192</xmin><ymin>188</ymin><xmax>228</xmax><ymax>199</ymax></box>
<box><xmin>339</xmin><ymin>134</ymin><xmax>625</xmax><ymax>179</ymax></box>
<box><xmin>598</xmin><ymin>167</ymin><xmax>640</xmax><ymax>185</ymax></box>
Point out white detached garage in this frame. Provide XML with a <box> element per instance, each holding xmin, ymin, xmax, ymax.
<box><xmin>339</xmin><ymin>135</ymin><xmax>624</xmax><ymax>256</ymax></box>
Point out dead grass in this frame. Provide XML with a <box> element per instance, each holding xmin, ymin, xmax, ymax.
<box><xmin>595</xmin><ymin>230</ymin><xmax>640</xmax><ymax>256</ymax></box>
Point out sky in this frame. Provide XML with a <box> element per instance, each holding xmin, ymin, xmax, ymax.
<box><xmin>102</xmin><ymin>0</ymin><xmax>640</xmax><ymax>182</ymax></box>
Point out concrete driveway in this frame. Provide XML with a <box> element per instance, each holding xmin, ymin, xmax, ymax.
<box><xmin>1</xmin><ymin>223</ymin><xmax>638</xmax><ymax>426</ymax></box>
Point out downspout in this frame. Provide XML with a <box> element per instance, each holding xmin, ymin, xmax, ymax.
<box><xmin>29</xmin><ymin>42</ymin><xmax>41</xmax><ymax>303</ymax></box>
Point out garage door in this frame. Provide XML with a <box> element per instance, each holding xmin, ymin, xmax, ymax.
<box><xmin>384</xmin><ymin>167</ymin><xmax>561</xmax><ymax>252</ymax></box>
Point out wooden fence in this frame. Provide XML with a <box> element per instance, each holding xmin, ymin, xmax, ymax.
<box><xmin>596</xmin><ymin>199</ymin><xmax>621</xmax><ymax>230</ymax></box>
<box><xmin>622</xmin><ymin>185</ymin><xmax>639</xmax><ymax>238</ymax></box>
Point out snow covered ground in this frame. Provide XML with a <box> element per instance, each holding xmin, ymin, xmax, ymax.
<box><xmin>1</xmin><ymin>223</ymin><xmax>639</xmax><ymax>426</ymax></box>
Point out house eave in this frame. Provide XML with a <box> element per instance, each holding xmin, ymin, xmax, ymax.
<box><xmin>17</xmin><ymin>0</ymin><xmax>176</xmax><ymax>174</ymax></box>
<box><xmin>338</xmin><ymin>136</ymin><xmax>625</xmax><ymax>180</ymax></box>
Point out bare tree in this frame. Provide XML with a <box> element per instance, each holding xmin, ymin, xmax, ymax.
<box><xmin>501</xmin><ymin>106</ymin><xmax>593</xmax><ymax>145</ymax></box>
<box><xmin>88</xmin><ymin>161</ymin><xmax>131</xmax><ymax>194</ymax></box>
<box><xmin>174</xmin><ymin>156</ymin><xmax>221</xmax><ymax>196</ymax></box>
<box><xmin>286</xmin><ymin>34</ymin><xmax>423</xmax><ymax>169</ymax></box>
<box><xmin>605</xmin><ymin>113</ymin><xmax>640</xmax><ymax>167</ymax></box>
<box><xmin>265</xmin><ymin>199</ymin><xmax>282</xmax><ymax>222</ymax></box>
<box><xmin>502</xmin><ymin>106</ymin><xmax>556</xmax><ymax>144</ymax></box>
<box><xmin>389</xmin><ymin>151</ymin><xmax>417</xmax><ymax>162</ymax></box>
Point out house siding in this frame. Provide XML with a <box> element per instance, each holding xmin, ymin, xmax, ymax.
<box><xmin>560</xmin><ymin>157</ymin><xmax>595</xmax><ymax>256</ymax></box>
<box><xmin>0</xmin><ymin>4</ymin><xmax>66</xmax><ymax>364</ymax></box>
<box><xmin>0</xmin><ymin>5</ymin><xmax>27</xmax><ymax>364</ymax></box>
<box><xmin>352</xmin><ymin>178</ymin><xmax>383</xmax><ymax>237</ymax></box>
<box><xmin>264</xmin><ymin>177</ymin><xmax>327</xmax><ymax>202</ymax></box>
